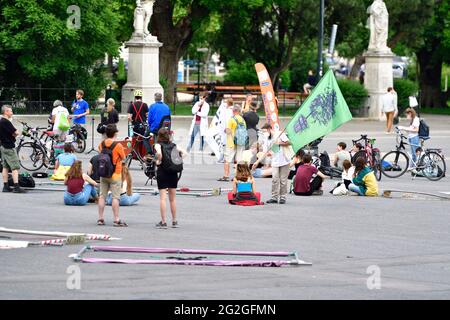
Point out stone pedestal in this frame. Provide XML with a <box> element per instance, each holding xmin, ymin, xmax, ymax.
<box><xmin>363</xmin><ymin>50</ymin><xmax>394</xmax><ymax>120</ymax></box>
<box><xmin>121</xmin><ymin>35</ymin><xmax>163</xmax><ymax>113</ymax></box>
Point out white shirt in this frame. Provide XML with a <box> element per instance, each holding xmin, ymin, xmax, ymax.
<box><xmin>51</xmin><ymin>106</ymin><xmax>69</xmax><ymax>132</ymax></box>
<box><xmin>342</xmin><ymin>166</ymin><xmax>355</xmax><ymax>182</ymax></box>
<box><xmin>408</xmin><ymin>117</ymin><xmax>420</xmax><ymax>139</ymax></box>
<box><xmin>381</xmin><ymin>92</ymin><xmax>396</xmax><ymax>113</ymax></box>
<box><xmin>270</xmin><ymin>133</ymin><xmax>290</xmax><ymax>167</ymax></box>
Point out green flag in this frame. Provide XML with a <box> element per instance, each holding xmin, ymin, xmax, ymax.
<box><xmin>286</xmin><ymin>70</ymin><xmax>353</xmax><ymax>152</ymax></box>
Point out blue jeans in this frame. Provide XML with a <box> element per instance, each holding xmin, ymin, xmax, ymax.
<box><xmin>64</xmin><ymin>184</ymin><xmax>97</xmax><ymax>206</ymax></box>
<box><xmin>106</xmin><ymin>193</ymin><xmax>141</xmax><ymax>206</ymax></box>
<box><xmin>409</xmin><ymin>135</ymin><xmax>420</xmax><ymax>164</ymax></box>
<box><xmin>348</xmin><ymin>183</ymin><xmax>365</xmax><ymax>196</ymax></box>
<box><xmin>187</xmin><ymin>124</ymin><xmax>204</xmax><ymax>151</ymax></box>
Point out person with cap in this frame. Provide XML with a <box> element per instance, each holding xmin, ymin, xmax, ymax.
<box><xmin>187</xmin><ymin>92</ymin><xmax>210</xmax><ymax>152</ymax></box>
<box><xmin>127</xmin><ymin>89</ymin><xmax>149</xmax><ymax>136</ymax></box>
<box><xmin>243</xmin><ymin>101</ymin><xmax>260</xmax><ymax>149</ymax></box>
<box><xmin>50</xmin><ymin>99</ymin><xmax>70</xmax><ymax>142</ymax></box>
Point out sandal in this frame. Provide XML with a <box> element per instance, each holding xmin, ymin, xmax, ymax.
<box><xmin>97</xmin><ymin>219</ymin><xmax>105</xmax><ymax>226</ymax></box>
<box><xmin>113</xmin><ymin>220</ymin><xmax>128</xmax><ymax>227</ymax></box>
<box><xmin>217</xmin><ymin>176</ymin><xmax>229</xmax><ymax>182</ymax></box>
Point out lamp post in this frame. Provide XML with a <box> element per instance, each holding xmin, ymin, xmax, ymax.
<box><xmin>317</xmin><ymin>0</ymin><xmax>325</xmax><ymax>80</ymax></box>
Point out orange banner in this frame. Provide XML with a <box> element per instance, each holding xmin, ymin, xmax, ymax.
<box><xmin>255</xmin><ymin>63</ymin><xmax>281</xmax><ymax>131</ymax></box>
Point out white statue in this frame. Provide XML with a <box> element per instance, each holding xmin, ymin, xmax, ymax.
<box><xmin>367</xmin><ymin>0</ymin><xmax>389</xmax><ymax>52</ymax></box>
<box><xmin>142</xmin><ymin>0</ymin><xmax>155</xmax><ymax>36</ymax></box>
<box><xmin>133</xmin><ymin>0</ymin><xmax>145</xmax><ymax>35</ymax></box>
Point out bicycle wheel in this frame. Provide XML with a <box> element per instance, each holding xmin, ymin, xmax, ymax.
<box><xmin>381</xmin><ymin>150</ymin><xmax>409</xmax><ymax>178</ymax></box>
<box><xmin>17</xmin><ymin>142</ymin><xmax>45</xmax><ymax>171</ymax></box>
<box><xmin>352</xmin><ymin>150</ymin><xmax>367</xmax><ymax>164</ymax></box>
<box><xmin>372</xmin><ymin>151</ymin><xmax>382</xmax><ymax>181</ymax></box>
<box><xmin>418</xmin><ymin>151</ymin><xmax>446</xmax><ymax>181</ymax></box>
<box><xmin>73</xmin><ymin>137</ymin><xmax>86</xmax><ymax>153</ymax></box>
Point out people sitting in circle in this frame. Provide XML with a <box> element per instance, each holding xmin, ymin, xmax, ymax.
<box><xmin>106</xmin><ymin>165</ymin><xmax>141</xmax><ymax>206</ymax></box>
<box><xmin>348</xmin><ymin>157</ymin><xmax>379</xmax><ymax>196</ymax></box>
<box><xmin>331</xmin><ymin>159</ymin><xmax>355</xmax><ymax>195</ymax></box>
<box><xmin>293</xmin><ymin>153</ymin><xmax>329</xmax><ymax>196</ymax></box>
<box><xmin>333</xmin><ymin>142</ymin><xmax>351</xmax><ymax>170</ymax></box>
<box><xmin>228</xmin><ymin>162</ymin><xmax>262</xmax><ymax>206</ymax></box>
<box><xmin>51</xmin><ymin>143</ymin><xmax>77</xmax><ymax>180</ymax></box>
<box><xmin>64</xmin><ymin>160</ymin><xmax>98</xmax><ymax>206</ymax></box>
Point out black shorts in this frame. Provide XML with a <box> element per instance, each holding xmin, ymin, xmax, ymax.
<box><xmin>156</xmin><ymin>167</ymin><xmax>179</xmax><ymax>190</ymax></box>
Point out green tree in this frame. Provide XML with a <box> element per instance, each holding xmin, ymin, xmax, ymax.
<box><xmin>0</xmin><ymin>0</ymin><xmax>125</xmax><ymax>103</ymax></box>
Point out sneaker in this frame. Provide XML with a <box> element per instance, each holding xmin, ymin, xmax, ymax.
<box><xmin>266</xmin><ymin>199</ymin><xmax>278</xmax><ymax>204</ymax></box>
<box><xmin>155</xmin><ymin>221</ymin><xmax>168</xmax><ymax>229</ymax></box>
<box><xmin>279</xmin><ymin>199</ymin><xmax>286</xmax><ymax>204</ymax></box>
<box><xmin>13</xmin><ymin>186</ymin><xmax>26</xmax><ymax>193</ymax></box>
<box><xmin>2</xmin><ymin>185</ymin><xmax>13</xmax><ymax>193</ymax></box>
<box><xmin>312</xmin><ymin>190</ymin><xmax>324</xmax><ymax>196</ymax></box>
<box><xmin>172</xmin><ymin>221</ymin><xmax>179</xmax><ymax>228</ymax></box>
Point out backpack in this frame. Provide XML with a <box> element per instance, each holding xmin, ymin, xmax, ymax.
<box><xmin>233</xmin><ymin>116</ymin><xmax>248</xmax><ymax>146</ymax></box>
<box><xmin>57</xmin><ymin>112</ymin><xmax>70</xmax><ymax>131</ymax></box>
<box><xmin>161</xmin><ymin>142</ymin><xmax>183</xmax><ymax>173</ymax></box>
<box><xmin>419</xmin><ymin>119</ymin><xmax>430</xmax><ymax>139</ymax></box>
<box><xmin>8</xmin><ymin>173</ymin><xmax>35</xmax><ymax>188</ymax></box>
<box><xmin>98</xmin><ymin>141</ymin><xmax>118</xmax><ymax>178</ymax></box>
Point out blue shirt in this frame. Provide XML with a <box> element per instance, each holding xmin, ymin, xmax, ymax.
<box><xmin>57</xmin><ymin>153</ymin><xmax>77</xmax><ymax>166</ymax></box>
<box><xmin>237</xmin><ymin>181</ymin><xmax>252</xmax><ymax>193</ymax></box>
<box><xmin>72</xmin><ymin>99</ymin><xmax>89</xmax><ymax>124</ymax></box>
<box><xmin>148</xmin><ymin>101</ymin><xmax>171</xmax><ymax>133</ymax></box>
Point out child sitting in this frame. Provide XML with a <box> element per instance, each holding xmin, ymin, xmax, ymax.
<box><xmin>293</xmin><ymin>154</ymin><xmax>329</xmax><ymax>196</ymax></box>
<box><xmin>348</xmin><ymin>157</ymin><xmax>379</xmax><ymax>196</ymax></box>
<box><xmin>228</xmin><ymin>163</ymin><xmax>262</xmax><ymax>206</ymax></box>
<box><xmin>331</xmin><ymin>159</ymin><xmax>354</xmax><ymax>195</ymax></box>
<box><xmin>333</xmin><ymin>142</ymin><xmax>351</xmax><ymax>169</ymax></box>
<box><xmin>51</xmin><ymin>143</ymin><xmax>77</xmax><ymax>180</ymax></box>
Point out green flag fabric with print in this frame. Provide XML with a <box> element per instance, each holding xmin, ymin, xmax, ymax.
<box><xmin>286</xmin><ymin>70</ymin><xmax>353</xmax><ymax>152</ymax></box>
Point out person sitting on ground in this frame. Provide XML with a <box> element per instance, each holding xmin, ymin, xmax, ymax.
<box><xmin>228</xmin><ymin>162</ymin><xmax>262</xmax><ymax>206</ymax></box>
<box><xmin>64</xmin><ymin>160</ymin><xmax>98</xmax><ymax>206</ymax></box>
<box><xmin>331</xmin><ymin>159</ymin><xmax>355</xmax><ymax>195</ymax></box>
<box><xmin>106</xmin><ymin>165</ymin><xmax>141</xmax><ymax>206</ymax></box>
<box><xmin>348</xmin><ymin>157</ymin><xmax>379</xmax><ymax>196</ymax></box>
<box><xmin>350</xmin><ymin>142</ymin><xmax>363</xmax><ymax>162</ymax></box>
<box><xmin>303</xmin><ymin>70</ymin><xmax>317</xmax><ymax>94</ymax></box>
<box><xmin>333</xmin><ymin>142</ymin><xmax>351</xmax><ymax>169</ymax></box>
<box><xmin>51</xmin><ymin>143</ymin><xmax>77</xmax><ymax>180</ymax></box>
<box><xmin>288</xmin><ymin>149</ymin><xmax>305</xmax><ymax>180</ymax></box>
<box><xmin>252</xmin><ymin>123</ymin><xmax>273</xmax><ymax>178</ymax></box>
<box><xmin>87</xmin><ymin>154</ymin><xmax>100</xmax><ymax>183</ymax></box>
<box><xmin>293</xmin><ymin>153</ymin><xmax>329</xmax><ymax>196</ymax></box>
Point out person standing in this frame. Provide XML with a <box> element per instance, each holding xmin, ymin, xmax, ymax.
<box><xmin>381</xmin><ymin>87</ymin><xmax>398</xmax><ymax>134</ymax></box>
<box><xmin>71</xmin><ymin>89</ymin><xmax>90</xmax><ymax>127</ymax></box>
<box><xmin>127</xmin><ymin>89</ymin><xmax>149</xmax><ymax>136</ymax></box>
<box><xmin>97</xmin><ymin>124</ymin><xmax>127</xmax><ymax>227</ymax></box>
<box><xmin>50</xmin><ymin>100</ymin><xmax>70</xmax><ymax>142</ymax></box>
<box><xmin>218</xmin><ymin>105</ymin><xmax>246</xmax><ymax>182</ymax></box>
<box><xmin>217</xmin><ymin>98</ymin><xmax>234</xmax><ymax>162</ymax></box>
<box><xmin>106</xmin><ymin>166</ymin><xmax>141</xmax><ymax>206</ymax></box>
<box><xmin>243</xmin><ymin>102</ymin><xmax>260</xmax><ymax>149</ymax></box>
<box><xmin>241</xmin><ymin>93</ymin><xmax>254</xmax><ymax>114</ymax></box>
<box><xmin>187</xmin><ymin>93</ymin><xmax>210</xmax><ymax>152</ymax></box>
<box><xmin>98</xmin><ymin>98</ymin><xmax>119</xmax><ymax>135</ymax></box>
<box><xmin>0</xmin><ymin>105</ymin><xmax>25</xmax><ymax>193</ymax></box>
<box><xmin>154</xmin><ymin>128</ymin><xmax>187</xmax><ymax>229</ymax></box>
<box><xmin>398</xmin><ymin>108</ymin><xmax>421</xmax><ymax>166</ymax></box>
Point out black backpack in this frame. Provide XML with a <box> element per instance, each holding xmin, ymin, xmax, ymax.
<box><xmin>161</xmin><ymin>142</ymin><xmax>183</xmax><ymax>173</ymax></box>
<box><xmin>98</xmin><ymin>141</ymin><xmax>118</xmax><ymax>178</ymax></box>
<box><xmin>8</xmin><ymin>173</ymin><xmax>35</xmax><ymax>188</ymax></box>
<box><xmin>419</xmin><ymin>119</ymin><xmax>430</xmax><ymax>139</ymax></box>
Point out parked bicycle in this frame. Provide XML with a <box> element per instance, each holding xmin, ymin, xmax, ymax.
<box><xmin>351</xmin><ymin>134</ymin><xmax>382</xmax><ymax>181</ymax></box>
<box><xmin>67</xmin><ymin>123</ymin><xmax>87</xmax><ymax>153</ymax></box>
<box><xmin>16</xmin><ymin>121</ymin><xmax>57</xmax><ymax>171</ymax></box>
<box><xmin>381</xmin><ymin>127</ymin><xmax>446</xmax><ymax>181</ymax></box>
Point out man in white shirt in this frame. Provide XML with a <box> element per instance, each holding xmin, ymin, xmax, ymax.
<box><xmin>51</xmin><ymin>100</ymin><xmax>70</xmax><ymax>141</ymax></box>
<box><xmin>187</xmin><ymin>93</ymin><xmax>210</xmax><ymax>152</ymax></box>
<box><xmin>381</xmin><ymin>87</ymin><xmax>398</xmax><ymax>134</ymax></box>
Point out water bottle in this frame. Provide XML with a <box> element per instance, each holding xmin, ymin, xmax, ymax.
<box><xmin>129</xmin><ymin>124</ymin><xmax>133</xmax><ymax>137</ymax></box>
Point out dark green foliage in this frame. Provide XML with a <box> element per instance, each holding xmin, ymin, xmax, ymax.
<box><xmin>394</xmin><ymin>79</ymin><xmax>418</xmax><ymax>112</ymax></box>
<box><xmin>337</xmin><ymin>79</ymin><xmax>368</xmax><ymax>110</ymax></box>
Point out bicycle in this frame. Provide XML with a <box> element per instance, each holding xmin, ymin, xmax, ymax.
<box><xmin>16</xmin><ymin>121</ymin><xmax>58</xmax><ymax>172</ymax></box>
<box><xmin>67</xmin><ymin>123</ymin><xmax>87</xmax><ymax>153</ymax></box>
<box><xmin>351</xmin><ymin>134</ymin><xmax>382</xmax><ymax>181</ymax></box>
<box><xmin>381</xmin><ymin>127</ymin><xmax>446</xmax><ymax>181</ymax></box>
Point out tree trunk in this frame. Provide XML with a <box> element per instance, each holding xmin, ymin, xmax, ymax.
<box><xmin>350</xmin><ymin>55</ymin><xmax>365</xmax><ymax>80</ymax></box>
<box><xmin>417</xmin><ymin>49</ymin><xmax>444</xmax><ymax>108</ymax></box>
<box><xmin>159</xmin><ymin>46</ymin><xmax>179</xmax><ymax>104</ymax></box>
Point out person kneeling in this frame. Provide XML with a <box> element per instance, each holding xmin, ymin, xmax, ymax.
<box><xmin>228</xmin><ymin>163</ymin><xmax>262</xmax><ymax>206</ymax></box>
<box><xmin>64</xmin><ymin>161</ymin><xmax>98</xmax><ymax>206</ymax></box>
<box><xmin>106</xmin><ymin>166</ymin><xmax>140</xmax><ymax>206</ymax></box>
<box><xmin>293</xmin><ymin>154</ymin><xmax>329</xmax><ymax>196</ymax></box>
<box><xmin>348</xmin><ymin>157</ymin><xmax>379</xmax><ymax>196</ymax></box>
